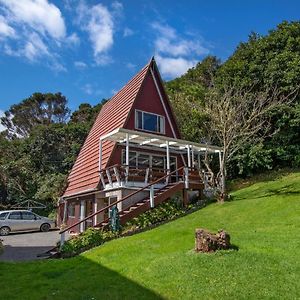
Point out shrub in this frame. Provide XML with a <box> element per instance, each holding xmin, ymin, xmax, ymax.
<box><xmin>125</xmin><ymin>200</ymin><xmax>185</xmax><ymax>230</ymax></box>
<box><xmin>60</xmin><ymin>228</ymin><xmax>117</xmax><ymax>257</ymax></box>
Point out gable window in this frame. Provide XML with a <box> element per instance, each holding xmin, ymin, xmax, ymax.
<box><xmin>135</xmin><ymin>110</ymin><xmax>165</xmax><ymax>134</ymax></box>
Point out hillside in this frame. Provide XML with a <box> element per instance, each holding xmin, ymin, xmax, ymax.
<box><xmin>0</xmin><ymin>172</ymin><xmax>300</xmax><ymax>299</ymax></box>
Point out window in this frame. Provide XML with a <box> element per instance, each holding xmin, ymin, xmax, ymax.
<box><xmin>135</xmin><ymin>110</ymin><xmax>165</xmax><ymax>134</ymax></box>
<box><xmin>121</xmin><ymin>150</ymin><xmax>177</xmax><ymax>171</ymax></box>
<box><xmin>0</xmin><ymin>212</ymin><xmax>8</xmax><ymax>220</ymax></box>
<box><xmin>22</xmin><ymin>211</ymin><xmax>36</xmax><ymax>220</ymax></box>
<box><xmin>8</xmin><ymin>211</ymin><xmax>22</xmax><ymax>220</ymax></box>
<box><xmin>68</xmin><ymin>203</ymin><xmax>76</xmax><ymax>218</ymax></box>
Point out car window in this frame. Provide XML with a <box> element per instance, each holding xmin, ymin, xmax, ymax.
<box><xmin>22</xmin><ymin>211</ymin><xmax>36</xmax><ymax>220</ymax></box>
<box><xmin>0</xmin><ymin>212</ymin><xmax>8</xmax><ymax>220</ymax></box>
<box><xmin>8</xmin><ymin>211</ymin><xmax>22</xmax><ymax>220</ymax></box>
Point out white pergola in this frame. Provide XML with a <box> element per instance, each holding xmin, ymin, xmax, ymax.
<box><xmin>99</xmin><ymin>128</ymin><xmax>223</xmax><ymax>172</ymax></box>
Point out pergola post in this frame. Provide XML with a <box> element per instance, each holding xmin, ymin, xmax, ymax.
<box><xmin>80</xmin><ymin>200</ymin><xmax>85</xmax><ymax>233</ymax></box>
<box><xmin>93</xmin><ymin>200</ymin><xmax>98</xmax><ymax>226</ymax></box>
<box><xmin>125</xmin><ymin>133</ymin><xmax>129</xmax><ymax>182</ymax></box>
<box><xmin>187</xmin><ymin>145</ymin><xmax>191</xmax><ymax>168</ymax></box>
<box><xmin>62</xmin><ymin>200</ymin><xmax>67</xmax><ymax>224</ymax></box>
<box><xmin>191</xmin><ymin>146</ymin><xmax>195</xmax><ymax>169</ymax></box>
<box><xmin>150</xmin><ymin>185</ymin><xmax>155</xmax><ymax>208</ymax></box>
<box><xmin>166</xmin><ymin>140</ymin><xmax>170</xmax><ymax>183</ymax></box>
<box><xmin>99</xmin><ymin>138</ymin><xmax>102</xmax><ymax>172</ymax></box>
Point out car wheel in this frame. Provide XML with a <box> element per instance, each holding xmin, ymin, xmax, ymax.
<box><xmin>0</xmin><ymin>226</ymin><xmax>11</xmax><ymax>236</ymax></box>
<box><xmin>40</xmin><ymin>223</ymin><xmax>51</xmax><ymax>232</ymax></box>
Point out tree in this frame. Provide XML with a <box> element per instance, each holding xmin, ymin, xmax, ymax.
<box><xmin>1</xmin><ymin>92</ymin><xmax>70</xmax><ymax>138</ymax></box>
<box><xmin>201</xmin><ymin>86</ymin><xmax>297</xmax><ymax>201</ymax></box>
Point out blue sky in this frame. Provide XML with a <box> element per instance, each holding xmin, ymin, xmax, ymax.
<box><xmin>0</xmin><ymin>0</ymin><xmax>299</xmax><ymax>121</ymax></box>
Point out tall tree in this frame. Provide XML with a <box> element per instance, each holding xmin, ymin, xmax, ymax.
<box><xmin>1</xmin><ymin>92</ymin><xmax>70</xmax><ymax>138</ymax></box>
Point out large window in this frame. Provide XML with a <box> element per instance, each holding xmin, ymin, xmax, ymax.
<box><xmin>122</xmin><ymin>150</ymin><xmax>177</xmax><ymax>171</ymax></box>
<box><xmin>135</xmin><ymin>110</ymin><xmax>165</xmax><ymax>134</ymax></box>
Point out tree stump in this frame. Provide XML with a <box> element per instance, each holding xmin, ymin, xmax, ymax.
<box><xmin>195</xmin><ymin>228</ymin><xmax>231</xmax><ymax>252</ymax></box>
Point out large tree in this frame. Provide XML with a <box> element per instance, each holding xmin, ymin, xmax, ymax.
<box><xmin>1</xmin><ymin>92</ymin><xmax>70</xmax><ymax>138</ymax></box>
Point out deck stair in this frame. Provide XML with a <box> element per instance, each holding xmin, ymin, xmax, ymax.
<box><xmin>95</xmin><ymin>181</ymin><xmax>184</xmax><ymax>228</ymax></box>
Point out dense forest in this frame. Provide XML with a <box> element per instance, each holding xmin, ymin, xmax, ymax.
<box><xmin>1</xmin><ymin>21</ymin><xmax>299</xmax><ymax>210</ymax></box>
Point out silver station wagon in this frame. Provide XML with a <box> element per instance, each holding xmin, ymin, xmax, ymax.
<box><xmin>0</xmin><ymin>210</ymin><xmax>56</xmax><ymax>235</ymax></box>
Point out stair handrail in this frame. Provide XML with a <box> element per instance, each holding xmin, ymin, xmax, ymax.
<box><xmin>60</xmin><ymin>166</ymin><xmax>185</xmax><ymax>237</ymax></box>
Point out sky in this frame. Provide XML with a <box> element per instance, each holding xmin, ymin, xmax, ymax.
<box><xmin>0</xmin><ymin>0</ymin><xmax>299</xmax><ymax>125</ymax></box>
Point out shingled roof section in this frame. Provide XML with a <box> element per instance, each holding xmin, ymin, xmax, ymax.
<box><xmin>63</xmin><ymin>60</ymin><xmax>151</xmax><ymax>197</ymax></box>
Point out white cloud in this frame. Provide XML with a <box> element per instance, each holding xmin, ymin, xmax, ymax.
<box><xmin>156</xmin><ymin>55</ymin><xmax>197</xmax><ymax>78</ymax></box>
<box><xmin>0</xmin><ymin>0</ymin><xmax>75</xmax><ymax>71</ymax></box>
<box><xmin>74</xmin><ymin>61</ymin><xmax>87</xmax><ymax>69</ymax></box>
<box><xmin>82</xmin><ymin>83</ymin><xmax>93</xmax><ymax>95</ymax></box>
<box><xmin>0</xmin><ymin>110</ymin><xmax>6</xmax><ymax>132</ymax></box>
<box><xmin>123</xmin><ymin>27</ymin><xmax>134</xmax><ymax>37</ymax></box>
<box><xmin>151</xmin><ymin>22</ymin><xmax>209</xmax><ymax>78</ymax></box>
<box><xmin>23</xmin><ymin>32</ymin><xmax>50</xmax><ymax>61</ymax></box>
<box><xmin>67</xmin><ymin>32</ymin><xmax>80</xmax><ymax>46</ymax></box>
<box><xmin>0</xmin><ymin>0</ymin><xmax>66</xmax><ymax>39</ymax></box>
<box><xmin>77</xmin><ymin>1</ymin><xmax>122</xmax><ymax>65</ymax></box>
<box><xmin>82</xmin><ymin>83</ymin><xmax>102</xmax><ymax>96</ymax></box>
<box><xmin>0</xmin><ymin>15</ymin><xmax>16</xmax><ymax>38</ymax></box>
<box><xmin>126</xmin><ymin>62</ymin><xmax>136</xmax><ymax>69</ymax></box>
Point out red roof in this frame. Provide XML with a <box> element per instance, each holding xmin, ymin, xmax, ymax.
<box><xmin>63</xmin><ymin>60</ymin><xmax>151</xmax><ymax>197</ymax></box>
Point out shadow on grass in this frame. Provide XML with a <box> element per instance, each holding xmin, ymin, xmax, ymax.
<box><xmin>0</xmin><ymin>253</ymin><xmax>163</xmax><ymax>299</ymax></box>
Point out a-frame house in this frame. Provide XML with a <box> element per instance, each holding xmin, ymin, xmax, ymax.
<box><xmin>58</xmin><ymin>57</ymin><xmax>221</xmax><ymax>235</ymax></box>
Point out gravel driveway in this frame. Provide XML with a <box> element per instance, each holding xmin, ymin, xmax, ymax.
<box><xmin>0</xmin><ymin>230</ymin><xmax>61</xmax><ymax>262</ymax></box>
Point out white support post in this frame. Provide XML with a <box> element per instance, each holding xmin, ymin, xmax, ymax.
<box><xmin>60</xmin><ymin>231</ymin><xmax>65</xmax><ymax>248</ymax></box>
<box><xmin>94</xmin><ymin>200</ymin><xmax>98</xmax><ymax>226</ymax></box>
<box><xmin>145</xmin><ymin>167</ymin><xmax>150</xmax><ymax>184</ymax></box>
<box><xmin>126</xmin><ymin>133</ymin><xmax>129</xmax><ymax>183</ymax></box>
<box><xmin>166</xmin><ymin>140</ymin><xmax>170</xmax><ymax>184</ymax></box>
<box><xmin>80</xmin><ymin>200</ymin><xmax>85</xmax><ymax>233</ymax></box>
<box><xmin>62</xmin><ymin>200</ymin><xmax>67</xmax><ymax>224</ymax></box>
<box><xmin>191</xmin><ymin>146</ymin><xmax>195</xmax><ymax>169</ymax></box>
<box><xmin>106</xmin><ymin>169</ymin><xmax>113</xmax><ymax>187</ymax></box>
<box><xmin>113</xmin><ymin>166</ymin><xmax>121</xmax><ymax>186</ymax></box>
<box><xmin>99</xmin><ymin>139</ymin><xmax>102</xmax><ymax>172</ymax></box>
<box><xmin>150</xmin><ymin>185</ymin><xmax>155</xmax><ymax>208</ymax></box>
<box><xmin>187</xmin><ymin>145</ymin><xmax>191</xmax><ymax>168</ymax></box>
<box><xmin>184</xmin><ymin>167</ymin><xmax>189</xmax><ymax>189</ymax></box>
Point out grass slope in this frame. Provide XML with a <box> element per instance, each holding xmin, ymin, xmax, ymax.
<box><xmin>1</xmin><ymin>172</ymin><xmax>300</xmax><ymax>299</ymax></box>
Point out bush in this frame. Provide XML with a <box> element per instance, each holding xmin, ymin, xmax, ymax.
<box><xmin>60</xmin><ymin>228</ymin><xmax>117</xmax><ymax>257</ymax></box>
<box><xmin>125</xmin><ymin>200</ymin><xmax>185</xmax><ymax>230</ymax></box>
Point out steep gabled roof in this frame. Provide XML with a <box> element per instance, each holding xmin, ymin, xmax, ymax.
<box><xmin>63</xmin><ymin>60</ymin><xmax>151</xmax><ymax>197</ymax></box>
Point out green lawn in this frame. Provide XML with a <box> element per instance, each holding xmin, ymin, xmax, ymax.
<box><xmin>1</xmin><ymin>172</ymin><xmax>300</xmax><ymax>299</ymax></box>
